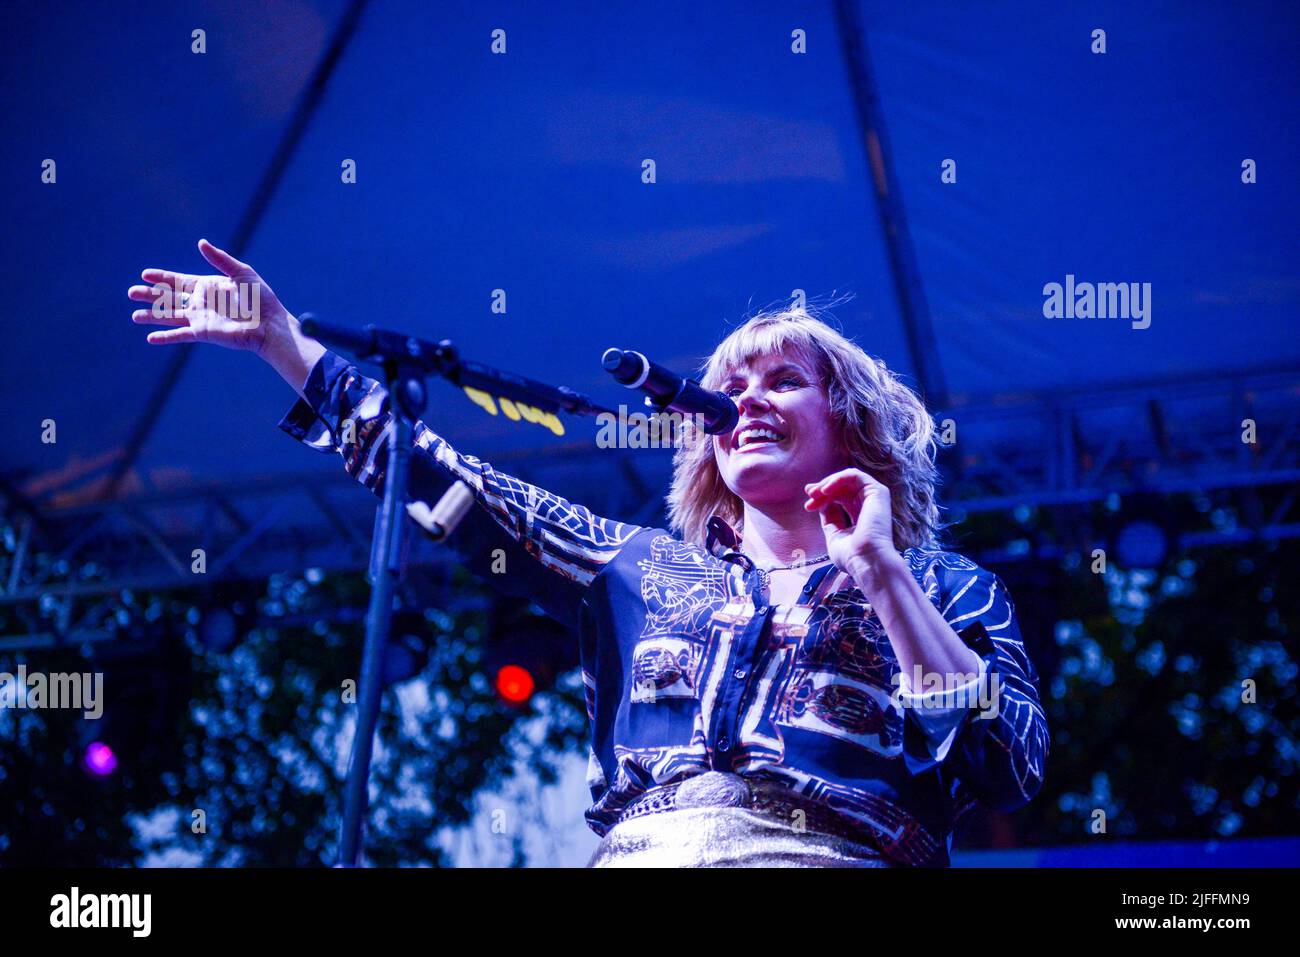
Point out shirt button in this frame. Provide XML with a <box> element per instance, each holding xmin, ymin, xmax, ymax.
<box><xmin>717</xmin><ymin>736</ymin><xmax>732</xmax><ymax>752</ymax></box>
<box><xmin>733</xmin><ymin>669</ymin><xmax>747</xmax><ymax>680</ymax></box>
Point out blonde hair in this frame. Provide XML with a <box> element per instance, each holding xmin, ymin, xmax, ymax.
<box><xmin>667</xmin><ymin>305</ymin><xmax>942</xmax><ymax>552</ymax></box>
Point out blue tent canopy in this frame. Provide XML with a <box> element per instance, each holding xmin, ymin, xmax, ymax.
<box><xmin>3</xmin><ymin>0</ymin><xmax>1296</xmax><ymax>597</ymax></box>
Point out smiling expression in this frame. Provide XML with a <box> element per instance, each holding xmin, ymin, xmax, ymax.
<box><xmin>711</xmin><ymin>348</ymin><xmax>850</xmax><ymax>509</ymax></box>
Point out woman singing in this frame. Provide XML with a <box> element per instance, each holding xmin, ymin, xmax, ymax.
<box><xmin>129</xmin><ymin>240</ymin><xmax>1049</xmax><ymax>867</ymax></box>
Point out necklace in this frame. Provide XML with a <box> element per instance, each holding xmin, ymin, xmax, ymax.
<box><xmin>759</xmin><ymin>553</ymin><xmax>831</xmax><ymax>572</ymax></box>
<box><xmin>751</xmin><ymin>553</ymin><xmax>831</xmax><ymax>598</ymax></box>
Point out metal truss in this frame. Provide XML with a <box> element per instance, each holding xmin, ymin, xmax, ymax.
<box><xmin>938</xmin><ymin>366</ymin><xmax>1299</xmax><ymax>514</ymax></box>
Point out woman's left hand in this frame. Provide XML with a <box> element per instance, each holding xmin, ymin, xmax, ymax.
<box><xmin>804</xmin><ymin>468</ymin><xmax>898</xmax><ymax>590</ymax></box>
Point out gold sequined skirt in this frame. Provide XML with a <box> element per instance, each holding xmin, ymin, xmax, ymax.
<box><xmin>587</xmin><ymin>772</ymin><xmax>897</xmax><ymax>868</ymax></box>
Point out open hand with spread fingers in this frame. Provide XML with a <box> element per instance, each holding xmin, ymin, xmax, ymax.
<box><xmin>128</xmin><ymin>239</ymin><xmax>289</xmax><ymax>355</ymax></box>
<box><xmin>129</xmin><ymin>239</ymin><xmax>324</xmax><ymax>391</ymax></box>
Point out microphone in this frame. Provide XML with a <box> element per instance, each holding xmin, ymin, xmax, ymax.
<box><xmin>601</xmin><ymin>348</ymin><xmax>739</xmax><ymax>436</ymax></box>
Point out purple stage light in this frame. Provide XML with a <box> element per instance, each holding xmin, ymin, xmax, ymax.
<box><xmin>83</xmin><ymin>742</ymin><xmax>118</xmax><ymax>777</ymax></box>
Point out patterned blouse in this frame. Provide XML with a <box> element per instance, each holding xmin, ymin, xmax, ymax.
<box><xmin>280</xmin><ymin>350</ymin><xmax>1049</xmax><ymax>866</ymax></box>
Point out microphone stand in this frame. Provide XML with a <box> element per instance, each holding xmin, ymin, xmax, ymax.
<box><xmin>297</xmin><ymin>316</ymin><xmax>612</xmax><ymax>867</ymax></box>
<box><xmin>336</xmin><ymin>355</ymin><xmax>423</xmax><ymax>868</ymax></box>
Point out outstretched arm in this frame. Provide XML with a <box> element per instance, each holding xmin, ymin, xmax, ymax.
<box><xmin>129</xmin><ymin>241</ymin><xmax>645</xmax><ymax>626</ymax></box>
<box><xmin>129</xmin><ymin>238</ymin><xmax>324</xmax><ymax>394</ymax></box>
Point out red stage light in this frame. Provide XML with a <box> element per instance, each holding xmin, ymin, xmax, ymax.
<box><xmin>495</xmin><ymin>664</ymin><xmax>535</xmax><ymax>704</ymax></box>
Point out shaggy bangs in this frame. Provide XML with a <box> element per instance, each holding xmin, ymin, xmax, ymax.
<box><xmin>667</xmin><ymin>305</ymin><xmax>942</xmax><ymax>553</ymax></box>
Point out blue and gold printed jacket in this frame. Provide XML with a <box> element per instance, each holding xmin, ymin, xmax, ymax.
<box><xmin>280</xmin><ymin>350</ymin><xmax>1049</xmax><ymax>866</ymax></box>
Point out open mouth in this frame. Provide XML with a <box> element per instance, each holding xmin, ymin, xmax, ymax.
<box><xmin>733</xmin><ymin>425</ymin><xmax>787</xmax><ymax>451</ymax></box>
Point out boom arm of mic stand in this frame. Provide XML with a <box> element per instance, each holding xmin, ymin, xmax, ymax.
<box><xmin>299</xmin><ymin>314</ymin><xmax>616</xmax><ymax>419</ymax></box>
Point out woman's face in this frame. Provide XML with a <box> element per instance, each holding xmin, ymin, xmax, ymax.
<box><xmin>712</xmin><ymin>347</ymin><xmax>849</xmax><ymax>509</ymax></box>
